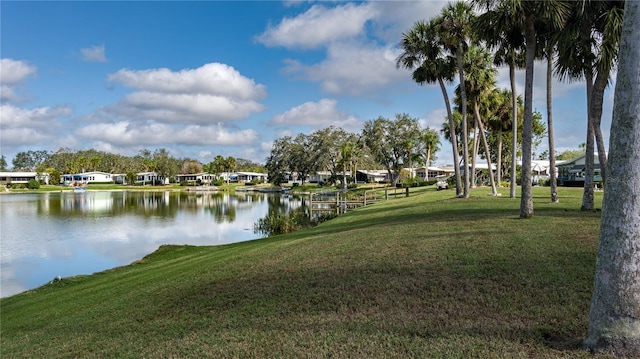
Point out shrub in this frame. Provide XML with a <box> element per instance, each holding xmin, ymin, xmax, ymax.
<box><xmin>254</xmin><ymin>208</ymin><xmax>310</xmax><ymax>237</ymax></box>
<box><xmin>27</xmin><ymin>179</ymin><xmax>40</xmax><ymax>190</ymax></box>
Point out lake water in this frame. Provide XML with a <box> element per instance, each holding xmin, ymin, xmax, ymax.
<box><xmin>0</xmin><ymin>191</ymin><xmax>304</xmax><ymax>298</ymax></box>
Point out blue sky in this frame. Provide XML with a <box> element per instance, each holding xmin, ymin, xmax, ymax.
<box><xmin>0</xmin><ymin>1</ymin><xmax>614</xmax><ymax>167</ymax></box>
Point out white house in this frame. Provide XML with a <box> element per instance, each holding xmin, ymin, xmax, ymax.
<box><xmin>62</xmin><ymin>171</ymin><xmax>113</xmax><ymax>185</ymax></box>
<box><xmin>0</xmin><ymin>171</ymin><xmax>50</xmax><ymax>185</ymax></box>
<box><xmin>415</xmin><ymin>166</ymin><xmax>455</xmax><ymax>181</ymax></box>
<box><xmin>137</xmin><ymin>171</ymin><xmax>167</xmax><ymax>185</ymax></box>
<box><xmin>235</xmin><ymin>172</ymin><xmax>268</xmax><ymax>183</ymax></box>
<box><xmin>355</xmin><ymin>170</ymin><xmax>390</xmax><ymax>183</ymax></box>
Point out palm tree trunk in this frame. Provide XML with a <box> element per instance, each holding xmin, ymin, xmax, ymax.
<box><xmin>509</xmin><ymin>61</ymin><xmax>518</xmax><ymax>199</ymax></box>
<box><xmin>497</xmin><ymin>128</ymin><xmax>503</xmax><ymax>185</ymax></box>
<box><xmin>582</xmin><ymin>73</ymin><xmax>595</xmax><ymax>211</ymax></box>
<box><xmin>439</xmin><ymin>78</ymin><xmax>463</xmax><ymax>196</ymax></box>
<box><xmin>591</xmin><ymin>70</ymin><xmax>609</xmax><ymax>182</ymax></box>
<box><xmin>471</xmin><ymin>120</ymin><xmax>479</xmax><ymax>188</ymax></box>
<box><xmin>585</xmin><ymin>2</ymin><xmax>640</xmax><ymax>354</ymax></box>
<box><xmin>474</xmin><ymin>101</ymin><xmax>498</xmax><ymax>196</ymax></box>
<box><xmin>520</xmin><ymin>14</ymin><xmax>536</xmax><ymax>218</ymax></box>
<box><xmin>457</xmin><ymin>48</ymin><xmax>470</xmax><ymax>198</ymax></box>
<box><xmin>547</xmin><ymin>48</ymin><xmax>559</xmax><ymax>203</ymax></box>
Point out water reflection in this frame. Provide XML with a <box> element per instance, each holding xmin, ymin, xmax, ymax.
<box><xmin>0</xmin><ymin>191</ymin><xmax>304</xmax><ymax>298</ymax></box>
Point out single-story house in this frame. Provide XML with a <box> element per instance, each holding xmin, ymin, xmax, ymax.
<box><xmin>175</xmin><ymin>173</ymin><xmax>217</xmax><ymax>185</ymax></box>
<box><xmin>557</xmin><ymin>153</ymin><xmax>604</xmax><ymax>185</ymax></box>
<box><xmin>136</xmin><ymin>172</ymin><xmax>167</xmax><ymax>185</ymax></box>
<box><xmin>0</xmin><ymin>171</ymin><xmax>50</xmax><ymax>185</ymax></box>
<box><xmin>62</xmin><ymin>171</ymin><xmax>113</xmax><ymax>185</ymax></box>
<box><xmin>356</xmin><ymin>170</ymin><xmax>390</xmax><ymax>183</ymax></box>
<box><xmin>235</xmin><ymin>172</ymin><xmax>268</xmax><ymax>183</ymax></box>
<box><xmin>415</xmin><ymin>166</ymin><xmax>455</xmax><ymax>181</ymax></box>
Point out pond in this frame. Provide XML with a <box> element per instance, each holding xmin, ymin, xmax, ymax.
<box><xmin>0</xmin><ymin>191</ymin><xmax>305</xmax><ymax>298</ymax></box>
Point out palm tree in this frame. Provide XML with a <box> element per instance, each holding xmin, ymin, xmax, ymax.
<box><xmin>459</xmin><ymin>45</ymin><xmax>499</xmax><ymax>196</ymax></box>
<box><xmin>421</xmin><ymin>128</ymin><xmax>441</xmax><ymax>171</ymax></box>
<box><xmin>477</xmin><ymin>0</ymin><xmax>569</xmax><ymax>217</ymax></box>
<box><xmin>555</xmin><ymin>0</ymin><xmax>624</xmax><ymax>210</ymax></box>
<box><xmin>474</xmin><ymin>0</ymin><xmax>526</xmax><ymax>198</ymax></box>
<box><xmin>397</xmin><ymin>19</ymin><xmax>462</xmax><ymax>196</ymax></box>
<box><xmin>438</xmin><ymin>2</ymin><xmax>476</xmax><ymax>198</ymax></box>
<box><xmin>225</xmin><ymin>156</ymin><xmax>237</xmax><ymax>185</ymax></box>
<box><xmin>485</xmin><ymin>88</ymin><xmax>513</xmax><ymax>185</ymax></box>
<box><xmin>585</xmin><ymin>1</ymin><xmax>640</xmax><ymax>355</ymax></box>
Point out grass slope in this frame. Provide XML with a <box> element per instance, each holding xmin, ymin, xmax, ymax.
<box><xmin>1</xmin><ymin>187</ymin><xmax>610</xmax><ymax>358</ymax></box>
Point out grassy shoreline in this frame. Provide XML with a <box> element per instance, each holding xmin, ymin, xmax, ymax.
<box><xmin>1</xmin><ymin>186</ymin><xmax>608</xmax><ymax>358</ymax></box>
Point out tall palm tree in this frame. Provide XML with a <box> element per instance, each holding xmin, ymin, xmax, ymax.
<box><xmin>459</xmin><ymin>45</ymin><xmax>499</xmax><ymax>196</ymax></box>
<box><xmin>585</xmin><ymin>1</ymin><xmax>640</xmax><ymax>355</ymax></box>
<box><xmin>477</xmin><ymin>0</ymin><xmax>569</xmax><ymax>217</ymax></box>
<box><xmin>485</xmin><ymin>88</ymin><xmax>513</xmax><ymax>185</ymax></box>
<box><xmin>474</xmin><ymin>0</ymin><xmax>526</xmax><ymax>198</ymax></box>
<box><xmin>397</xmin><ymin>19</ymin><xmax>462</xmax><ymax>196</ymax></box>
<box><xmin>555</xmin><ymin>0</ymin><xmax>624</xmax><ymax>210</ymax></box>
<box><xmin>439</xmin><ymin>2</ymin><xmax>476</xmax><ymax>198</ymax></box>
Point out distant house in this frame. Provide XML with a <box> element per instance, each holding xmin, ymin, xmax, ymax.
<box><xmin>137</xmin><ymin>172</ymin><xmax>167</xmax><ymax>185</ymax></box>
<box><xmin>356</xmin><ymin>170</ymin><xmax>390</xmax><ymax>183</ymax></box>
<box><xmin>62</xmin><ymin>171</ymin><xmax>113</xmax><ymax>185</ymax></box>
<box><xmin>235</xmin><ymin>172</ymin><xmax>268</xmax><ymax>183</ymax></box>
<box><xmin>415</xmin><ymin>166</ymin><xmax>454</xmax><ymax>181</ymax></box>
<box><xmin>0</xmin><ymin>171</ymin><xmax>50</xmax><ymax>185</ymax></box>
<box><xmin>557</xmin><ymin>153</ymin><xmax>604</xmax><ymax>186</ymax></box>
<box><xmin>175</xmin><ymin>173</ymin><xmax>216</xmax><ymax>185</ymax></box>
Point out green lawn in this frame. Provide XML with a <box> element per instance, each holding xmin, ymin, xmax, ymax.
<box><xmin>1</xmin><ymin>186</ymin><xmax>610</xmax><ymax>358</ymax></box>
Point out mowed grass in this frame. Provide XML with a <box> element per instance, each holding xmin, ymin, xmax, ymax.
<box><xmin>1</xmin><ymin>186</ymin><xmax>609</xmax><ymax>358</ymax></box>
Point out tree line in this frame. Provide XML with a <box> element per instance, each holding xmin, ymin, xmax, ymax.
<box><xmin>1</xmin><ymin>148</ymin><xmax>264</xmax><ymax>185</ymax></box>
<box><xmin>264</xmin><ymin>118</ymin><xmax>441</xmax><ymax>187</ymax></box>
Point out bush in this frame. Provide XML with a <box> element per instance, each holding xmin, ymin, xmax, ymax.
<box><xmin>27</xmin><ymin>179</ymin><xmax>40</xmax><ymax>190</ymax></box>
<box><xmin>254</xmin><ymin>208</ymin><xmax>310</xmax><ymax>237</ymax></box>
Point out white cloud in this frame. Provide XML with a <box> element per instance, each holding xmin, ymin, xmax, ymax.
<box><xmin>0</xmin><ymin>104</ymin><xmax>71</xmax><ymax>129</ymax></box>
<box><xmin>0</xmin><ymin>104</ymin><xmax>72</xmax><ymax>147</ymax></box>
<box><xmin>106</xmin><ymin>63</ymin><xmax>266</xmax><ymax>123</ymax></box>
<box><xmin>80</xmin><ymin>44</ymin><xmax>108</xmax><ymax>63</ymax></box>
<box><xmin>0</xmin><ymin>58</ymin><xmax>37</xmax><ymax>102</ymax></box>
<box><xmin>75</xmin><ymin>121</ymin><xmax>259</xmax><ymax>147</ymax></box>
<box><xmin>283</xmin><ymin>42</ymin><xmax>404</xmax><ymax>96</ymax></box>
<box><xmin>256</xmin><ymin>3</ymin><xmax>377</xmax><ymax>49</ymax></box>
<box><xmin>269</xmin><ymin>98</ymin><xmax>362</xmax><ymax>132</ymax></box>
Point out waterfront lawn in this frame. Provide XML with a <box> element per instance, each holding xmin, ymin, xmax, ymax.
<box><xmin>1</xmin><ymin>187</ymin><xmax>607</xmax><ymax>358</ymax></box>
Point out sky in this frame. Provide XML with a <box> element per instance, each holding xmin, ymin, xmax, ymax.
<box><xmin>0</xmin><ymin>0</ymin><xmax>615</xmax><ymax>168</ymax></box>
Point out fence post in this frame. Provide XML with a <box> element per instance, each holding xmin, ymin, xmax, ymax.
<box><xmin>406</xmin><ymin>187</ymin><xmax>409</xmax><ymax>197</ymax></box>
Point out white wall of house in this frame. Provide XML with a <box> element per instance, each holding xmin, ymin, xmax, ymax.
<box><xmin>0</xmin><ymin>172</ymin><xmax>50</xmax><ymax>185</ymax></box>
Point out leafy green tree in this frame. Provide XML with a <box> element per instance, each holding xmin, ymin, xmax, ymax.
<box><xmin>556</xmin><ymin>149</ymin><xmax>583</xmax><ymax>161</ymax></box>
<box><xmin>265</xmin><ymin>136</ymin><xmax>292</xmax><ymax>186</ymax></box>
<box><xmin>12</xmin><ymin>150</ymin><xmax>49</xmax><ymax>171</ymax></box>
<box><xmin>362</xmin><ymin>114</ymin><xmax>422</xmax><ymax>185</ymax></box>
<box><xmin>0</xmin><ymin>155</ymin><xmax>7</xmax><ymax>170</ymax></box>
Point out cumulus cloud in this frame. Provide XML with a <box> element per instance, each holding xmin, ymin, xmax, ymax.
<box><xmin>0</xmin><ymin>104</ymin><xmax>72</xmax><ymax>147</ymax></box>
<box><xmin>0</xmin><ymin>58</ymin><xmax>37</xmax><ymax>102</ymax></box>
<box><xmin>283</xmin><ymin>42</ymin><xmax>404</xmax><ymax>96</ymax></box>
<box><xmin>75</xmin><ymin>121</ymin><xmax>259</xmax><ymax>147</ymax></box>
<box><xmin>106</xmin><ymin>63</ymin><xmax>266</xmax><ymax>123</ymax></box>
<box><xmin>269</xmin><ymin>98</ymin><xmax>362</xmax><ymax>131</ymax></box>
<box><xmin>256</xmin><ymin>3</ymin><xmax>377</xmax><ymax>49</ymax></box>
<box><xmin>80</xmin><ymin>44</ymin><xmax>108</xmax><ymax>63</ymax></box>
